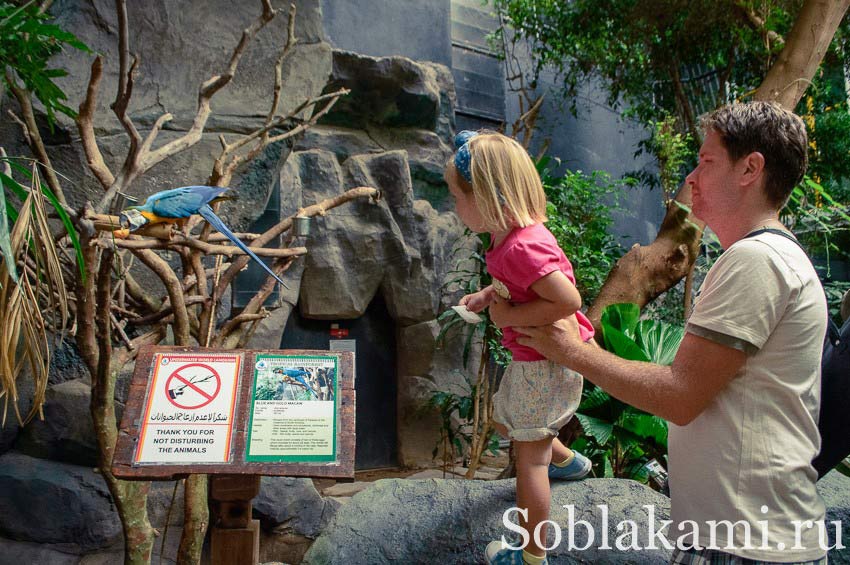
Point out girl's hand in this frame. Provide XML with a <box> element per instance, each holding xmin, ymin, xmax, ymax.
<box><xmin>460</xmin><ymin>285</ymin><xmax>496</xmax><ymax>313</ymax></box>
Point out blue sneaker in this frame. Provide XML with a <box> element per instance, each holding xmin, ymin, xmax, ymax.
<box><xmin>484</xmin><ymin>540</ymin><xmax>548</xmax><ymax>565</ymax></box>
<box><xmin>548</xmin><ymin>451</ymin><xmax>592</xmax><ymax>480</ymax></box>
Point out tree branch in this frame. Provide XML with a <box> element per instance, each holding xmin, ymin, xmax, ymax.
<box><xmin>755</xmin><ymin>0</ymin><xmax>850</xmax><ymax>108</ymax></box>
<box><xmin>4</xmin><ymin>70</ymin><xmax>68</xmax><ymax>206</ymax></box>
<box><xmin>76</xmin><ymin>56</ymin><xmax>115</xmax><ymax>190</ymax></box>
<box><xmin>131</xmin><ymin>249</ymin><xmax>191</xmax><ymax>345</ymax></box>
<box><xmin>93</xmin><ymin>0</ymin><xmax>279</xmax><ymax>213</ymax></box>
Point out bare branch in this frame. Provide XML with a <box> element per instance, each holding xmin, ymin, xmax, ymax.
<box><xmin>4</xmin><ymin>70</ymin><xmax>68</xmax><ymax>206</ymax></box>
<box><xmin>95</xmin><ymin>0</ymin><xmax>279</xmax><ymax>213</ymax></box>
<box><xmin>136</xmin><ymin>0</ymin><xmax>278</xmax><ymax>175</ymax></box>
<box><xmin>130</xmin><ymin>296</ymin><xmax>207</xmax><ymax>326</ymax></box>
<box><xmin>211</xmin><ymin>88</ymin><xmax>349</xmax><ymax>186</ymax></box>
<box><xmin>76</xmin><ymin>56</ymin><xmax>115</xmax><ymax>190</ymax></box>
<box><xmin>97</xmin><ymin>234</ymin><xmax>308</xmax><ymax>258</ymax></box>
<box><xmin>113</xmin><ymin>326</ymin><xmax>166</xmax><ymax>369</ymax></box>
<box><xmin>131</xmin><ymin>249</ymin><xmax>191</xmax><ymax>345</ymax></box>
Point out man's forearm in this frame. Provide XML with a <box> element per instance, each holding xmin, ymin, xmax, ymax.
<box><xmin>561</xmin><ymin>342</ymin><xmax>690</xmax><ymax>424</ymax></box>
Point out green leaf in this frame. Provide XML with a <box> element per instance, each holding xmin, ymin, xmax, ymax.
<box><xmin>601</xmin><ymin>303</ymin><xmax>641</xmax><ymax>337</ymax></box>
<box><xmin>579</xmin><ymin>385</ymin><xmax>611</xmax><ymax>410</ymax></box>
<box><xmin>618</xmin><ymin>411</ymin><xmax>668</xmax><ymax>445</ymax></box>
<box><xmin>635</xmin><ymin>319</ymin><xmax>684</xmax><ymax>365</ymax></box>
<box><xmin>603</xmin><ymin>455</ymin><xmax>614</xmax><ymax>478</ymax></box>
<box><xmin>37</xmin><ymin>178</ymin><xmax>85</xmax><ymax>282</ymax></box>
<box><xmin>0</xmin><ymin>174</ymin><xmax>18</xmax><ymax>283</ymax></box>
<box><xmin>576</xmin><ymin>413</ymin><xmax>614</xmax><ymax>445</ymax></box>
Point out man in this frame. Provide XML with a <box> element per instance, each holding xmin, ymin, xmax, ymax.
<box><xmin>517</xmin><ymin>102</ymin><xmax>827</xmax><ymax>564</ymax></box>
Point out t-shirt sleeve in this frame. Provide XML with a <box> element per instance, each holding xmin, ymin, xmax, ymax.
<box><xmin>500</xmin><ymin>238</ymin><xmax>565</xmax><ymax>292</ymax></box>
<box><xmin>686</xmin><ymin>241</ymin><xmax>795</xmax><ymax>351</ymax></box>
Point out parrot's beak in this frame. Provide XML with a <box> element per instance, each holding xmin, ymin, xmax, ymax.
<box><xmin>119</xmin><ymin>209</ymin><xmax>148</xmax><ymax>231</ymax></box>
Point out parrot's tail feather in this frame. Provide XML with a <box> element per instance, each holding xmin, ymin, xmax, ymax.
<box><xmin>198</xmin><ymin>205</ymin><xmax>290</xmax><ymax>289</ymax></box>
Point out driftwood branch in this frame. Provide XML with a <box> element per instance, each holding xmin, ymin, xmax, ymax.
<box><xmin>4</xmin><ymin>70</ymin><xmax>67</xmax><ymax>206</ymax></box>
<box><xmin>131</xmin><ymin>249</ymin><xmax>191</xmax><ymax>345</ymax></box>
<box><xmin>76</xmin><ymin>56</ymin><xmax>116</xmax><ymax>190</ymax></box>
<box><xmin>95</xmin><ymin>233</ymin><xmax>307</xmax><ymax>258</ymax></box>
<box><xmin>89</xmin><ymin>0</ymin><xmax>280</xmax><ymax>213</ymax></box>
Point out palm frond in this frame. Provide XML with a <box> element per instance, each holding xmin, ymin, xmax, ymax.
<box><xmin>0</xmin><ymin>166</ymin><xmax>70</xmax><ymax>425</ymax></box>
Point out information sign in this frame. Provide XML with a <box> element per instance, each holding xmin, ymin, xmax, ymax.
<box><xmin>135</xmin><ymin>353</ymin><xmax>241</xmax><ymax>463</ymax></box>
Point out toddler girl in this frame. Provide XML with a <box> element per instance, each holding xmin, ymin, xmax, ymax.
<box><xmin>446</xmin><ymin>131</ymin><xmax>594</xmax><ymax>565</ymax></box>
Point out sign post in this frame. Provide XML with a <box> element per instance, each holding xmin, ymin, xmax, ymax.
<box><xmin>112</xmin><ymin>346</ymin><xmax>355</xmax><ymax>565</ymax></box>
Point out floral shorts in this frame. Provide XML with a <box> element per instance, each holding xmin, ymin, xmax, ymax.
<box><xmin>492</xmin><ymin>359</ymin><xmax>583</xmax><ymax>442</ymax></box>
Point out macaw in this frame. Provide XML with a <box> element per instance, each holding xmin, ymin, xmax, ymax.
<box><xmin>119</xmin><ymin>185</ymin><xmax>288</xmax><ymax>287</ymax></box>
<box><xmin>274</xmin><ymin>367</ymin><xmax>318</xmax><ymax>398</ymax></box>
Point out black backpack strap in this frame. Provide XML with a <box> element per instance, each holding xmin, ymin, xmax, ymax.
<box><xmin>744</xmin><ymin>227</ymin><xmax>806</xmax><ymax>253</ymax></box>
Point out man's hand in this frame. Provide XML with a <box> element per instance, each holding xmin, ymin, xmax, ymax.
<box><xmin>514</xmin><ymin>316</ymin><xmax>584</xmax><ymax>368</ymax></box>
<box><xmin>459</xmin><ymin>285</ymin><xmax>495</xmax><ymax>313</ymax></box>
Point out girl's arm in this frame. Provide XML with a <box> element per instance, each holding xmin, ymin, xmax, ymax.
<box><xmin>489</xmin><ymin>271</ymin><xmax>581</xmax><ymax>328</ymax></box>
<box><xmin>459</xmin><ymin>284</ymin><xmax>496</xmax><ymax>313</ymax></box>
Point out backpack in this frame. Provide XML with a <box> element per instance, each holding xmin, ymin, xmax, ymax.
<box><xmin>813</xmin><ymin>317</ymin><xmax>850</xmax><ymax>478</ymax></box>
<box><xmin>746</xmin><ymin>228</ymin><xmax>850</xmax><ymax>479</ymax></box>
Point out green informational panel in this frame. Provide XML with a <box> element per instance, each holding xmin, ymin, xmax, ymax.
<box><xmin>245</xmin><ymin>355</ymin><xmax>339</xmax><ymax>462</ymax></box>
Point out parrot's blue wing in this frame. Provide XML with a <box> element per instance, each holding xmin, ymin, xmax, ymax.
<box><xmin>294</xmin><ymin>375</ymin><xmax>318</xmax><ymax>397</ymax></box>
<box><xmin>197</xmin><ymin>204</ymin><xmax>289</xmax><ymax>289</ymax></box>
<box><xmin>145</xmin><ymin>186</ymin><xmax>231</xmax><ymax>218</ymax></box>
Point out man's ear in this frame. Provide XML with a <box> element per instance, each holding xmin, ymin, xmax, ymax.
<box><xmin>740</xmin><ymin>151</ymin><xmax>766</xmax><ymax>188</ymax></box>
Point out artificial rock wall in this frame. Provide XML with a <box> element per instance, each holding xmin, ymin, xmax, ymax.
<box><xmin>0</xmin><ymin>0</ymin><xmax>475</xmax><ymax>558</ymax></box>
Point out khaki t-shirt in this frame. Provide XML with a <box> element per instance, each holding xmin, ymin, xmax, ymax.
<box><xmin>669</xmin><ymin>232</ymin><xmax>827</xmax><ymax>560</ymax></box>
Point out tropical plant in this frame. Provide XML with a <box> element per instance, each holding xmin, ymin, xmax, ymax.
<box><xmin>434</xmin><ymin>231</ymin><xmax>508</xmax><ymax>478</ymax></box>
<box><xmin>572</xmin><ymin>303</ymin><xmax>682</xmax><ymax>481</ymax></box>
<box><xmin>1</xmin><ymin>0</ymin><xmax>90</xmax><ymax>127</ymax></box>
<box><xmin>0</xmin><ymin>161</ymin><xmax>71</xmax><ymax>425</ymax></box>
<box><xmin>540</xmin><ymin>162</ymin><xmax>631</xmax><ymax>305</ymax></box>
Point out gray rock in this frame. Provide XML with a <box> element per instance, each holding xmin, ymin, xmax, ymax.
<box><xmin>50</xmin><ymin>0</ymin><xmax>326</xmax><ymax>134</ymax></box>
<box><xmin>15</xmin><ymin>379</ymin><xmax>99</xmax><ymax>466</ymax></box>
<box><xmin>147</xmin><ymin>480</ymin><xmax>185</xmax><ymax>529</ymax></box>
<box><xmin>254</xmin><ymin>477</ymin><xmax>338</xmax><ymax>539</ymax></box>
<box><xmin>49</xmin><ymin>338</ymin><xmax>91</xmax><ymax>386</ymax></box>
<box><xmin>320</xmin><ymin>51</ymin><xmax>451</xmax><ymax>133</ymax></box>
<box><xmin>0</xmin><ymin>452</ymin><xmax>121</xmax><ymax>550</ymax></box>
<box><xmin>0</xmin><ymin>538</ymin><xmax>79</xmax><ymax>565</ymax></box>
<box><xmin>818</xmin><ymin>471</ymin><xmax>850</xmax><ymax>563</ymax></box>
<box><xmin>303</xmin><ymin>478</ymin><xmax>672</xmax><ymax>564</ymax></box>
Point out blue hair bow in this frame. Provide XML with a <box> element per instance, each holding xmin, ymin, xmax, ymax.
<box><xmin>453</xmin><ymin>130</ymin><xmax>478</xmax><ymax>182</ymax></box>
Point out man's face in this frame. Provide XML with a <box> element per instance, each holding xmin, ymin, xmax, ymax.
<box><xmin>685</xmin><ymin>130</ymin><xmax>742</xmax><ymax>222</ymax></box>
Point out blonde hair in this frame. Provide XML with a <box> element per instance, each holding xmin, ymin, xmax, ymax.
<box><xmin>463</xmin><ymin>133</ymin><xmax>547</xmax><ymax>231</ymax></box>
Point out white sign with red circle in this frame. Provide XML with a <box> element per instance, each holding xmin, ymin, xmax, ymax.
<box><xmin>135</xmin><ymin>353</ymin><xmax>241</xmax><ymax>464</ymax></box>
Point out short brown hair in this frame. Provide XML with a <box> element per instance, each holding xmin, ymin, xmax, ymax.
<box><xmin>701</xmin><ymin>101</ymin><xmax>808</xmax><ymax>208</ymax></box>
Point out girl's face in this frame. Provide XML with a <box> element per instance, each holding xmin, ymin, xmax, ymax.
<box><xmin>445</xmin><ymin>164</ymin><xmax>487</xmax><ymax>232</ymax></box>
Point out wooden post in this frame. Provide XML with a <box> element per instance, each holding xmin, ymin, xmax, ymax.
<box><xmin>210</xmin><ymin>474</ymin><xmax>261</xmax><ymax>565</ymax></box>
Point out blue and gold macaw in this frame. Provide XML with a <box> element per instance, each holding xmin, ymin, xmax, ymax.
<box><xmin>274</xmin><ymin>367</ymin><xmax>318</xmax><ymax>398</ymax></box>
<box><xmin>119</xmin><ymin>185</ymin><xmax>288</xmax><ymax>287</ymax></box>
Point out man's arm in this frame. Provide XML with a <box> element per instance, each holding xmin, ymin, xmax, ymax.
<box><xmin>515</xmin><ymin>318</ymin><xmax>746</xmax><ymax>425</ymax></box>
